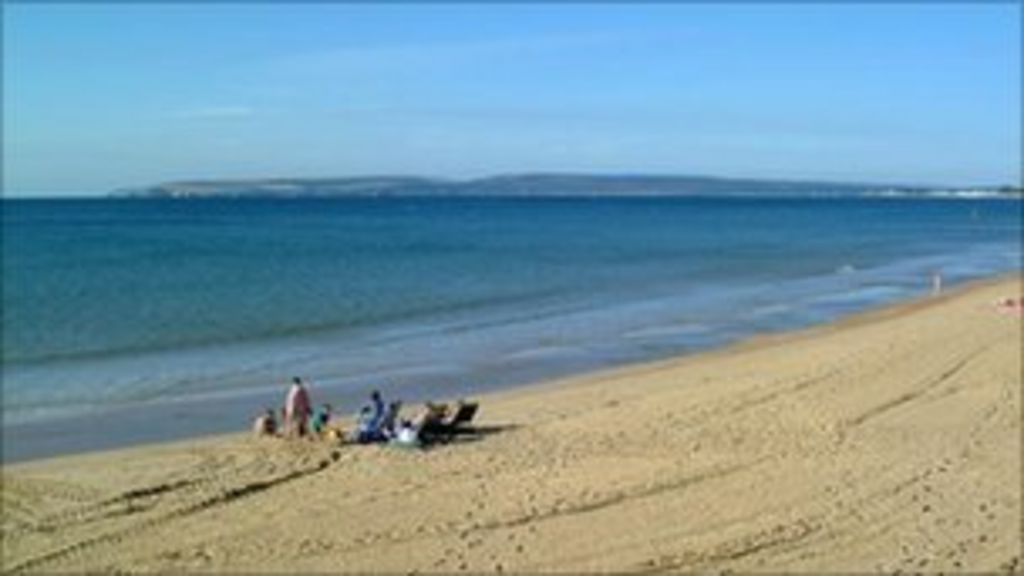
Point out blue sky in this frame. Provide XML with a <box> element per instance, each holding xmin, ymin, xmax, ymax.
<box><xmin>3</xmin><ymin>3</ymin><xmax>1020</xmax><ymax>196</ymax></box>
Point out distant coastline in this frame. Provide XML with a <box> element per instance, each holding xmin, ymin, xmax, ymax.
<box><xmin>112</xmin><ymin>173</ymin><xmax>1024</xmax><ymax>199</ymax></box>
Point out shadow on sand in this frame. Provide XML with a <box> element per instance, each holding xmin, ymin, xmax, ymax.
<box><xmin>421</xmin><ymin>423</ymin><xmax>522</xmax><ymax>449</ymax></box>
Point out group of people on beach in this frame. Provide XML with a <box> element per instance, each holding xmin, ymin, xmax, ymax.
<box><xmin>251</xmin><ymin>377</ymin><xmax>323</xmax><ymax>438</ymax></box>
<box><xmin>252</xmin><ymin>377</ymin><xmax>469</xmax><ymax>448</ymax></box>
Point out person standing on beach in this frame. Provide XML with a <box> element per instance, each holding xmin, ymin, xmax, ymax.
<box><xmin>932</xmin><ymin>270</ymin><xmax>943</xmax><ymax>295</ymax></box>
<box><xmin>370</xmin><ymin>390</ymin><xmax>385</xmax><ymax>425</ymax></box>
<box><xmin>284</xmin><ymin>377</ymin><xmax>312</xmax><ymax>437</ymax></box>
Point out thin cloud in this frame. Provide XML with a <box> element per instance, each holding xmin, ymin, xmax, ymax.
<box><xmin>176</xmin><ymin>106</ymin><xmax>255</xmax><ymax>119</ymax></box>
<box><xmin>269</xmin><ymin>31</ymin><xmax>617</xmax><ymax>79</ymax></box>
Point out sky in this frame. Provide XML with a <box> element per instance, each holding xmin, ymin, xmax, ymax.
<box><xmin>3</xmin><ymin>3</ymin><xmax>1020</xmax><ymax>197</ymax></box>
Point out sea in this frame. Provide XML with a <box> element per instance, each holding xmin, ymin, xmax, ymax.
<box><xmin>3</xmin><ymin>196</ymin><xmax>1021</xmax><ymax>461</ymax></box>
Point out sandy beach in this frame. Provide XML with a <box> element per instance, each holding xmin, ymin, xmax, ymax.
<box><xmin>2</xmin><ymin>275</ymin><xmax>1020</xmax><ymax>573</ymax></box>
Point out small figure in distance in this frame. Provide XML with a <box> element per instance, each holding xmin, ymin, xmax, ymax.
<box><xmin>351</xmin><ymin>390</ymin><xmax>397</xmax><ymax>443</ymax></box>
<box><xmin>380</xmin><ymin>401</ymin><xmax>403</xmax><ymax>440</ymax></box>
<box><xmin>413</xmin><ymin>402</ymin><xmax>449</xmax><ymax>430</ymax></box>
<box><xmin>391</xmin><ymin>418</ymin><xmax>421</xmax><ymax>448</ymax></box>
<box><xmin>370</xmin><ymin>390</ymin><xmax>385</xmax><ymax>424</ymax></box>
<box><xmin>310</xmin><ymin>403</ymin><xmax>332</xmax><ymax>436</ymax></box>
<box><xmin>354</xmin><ymin>406</ymin><xmax>379</xmax><ymax>443</ymax></box>
<box><xmin>252</xmin><ymin>408</ymin><xmax>277</xmax><ymax>437</ymax></box>
<box><xmin>284</xmin><ymin>376</ymin><xmax>312</xmax><ymax>438</ymax></box>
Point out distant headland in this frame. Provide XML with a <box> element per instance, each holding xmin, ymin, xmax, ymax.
<box><xmin>112</xmin><ymin>173</ymin><xmax>1023</xmax><ymax>199</ymax></box>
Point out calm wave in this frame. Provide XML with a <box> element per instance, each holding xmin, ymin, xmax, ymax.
<box><xmin>3</xmin><ymin>197</ymin><xmax>1021</xmax><ymax>436</ymax></box>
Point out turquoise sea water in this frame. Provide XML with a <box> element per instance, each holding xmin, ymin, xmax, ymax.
<box><xmin>2</xmin><ymin>197</ymin><xmax>1021</xmax><ymax>460</ymax></box>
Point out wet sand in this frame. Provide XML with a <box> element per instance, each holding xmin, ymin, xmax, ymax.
<box><xmin>2</xmin><ymin>275</ymin><xmax>1021</xmax><ymax>573</ymax></box>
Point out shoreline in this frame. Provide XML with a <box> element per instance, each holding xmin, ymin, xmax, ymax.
<box><xmin>2</xmin><ymin>273</ymin><xmax>1020</xmax><ymax>572</ymax></box>
<box><xmin>3</xmin><ymin>271</ymin><xmax>1020</xmax><ymax>467</ymax></box>
<box><xmin>6</xmin><ymin>196</ymin><xmax>1021</xmax><ymax>465</ymax></box>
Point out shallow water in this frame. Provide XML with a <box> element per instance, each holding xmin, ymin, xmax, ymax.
<box><xmin>2</xmin><ymin>196</ymin><xmax>1021</xmax><ymax>461</ymax></box>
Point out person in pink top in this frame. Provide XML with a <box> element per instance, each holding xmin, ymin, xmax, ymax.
<box><xmin>284</xmin><ymin>377</ymin><xmax>312</xmax><ymax>437</ymax></box>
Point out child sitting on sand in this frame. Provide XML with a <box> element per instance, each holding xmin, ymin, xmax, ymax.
<box><xmin>252</xmin><ymin>409</ymin><xmax>277</xmax><ymax>437</ymax></box>
<box><xmin>310</xmin><ymin>403</ymin><xmax>332</xmax><ymax>435</ymax></box>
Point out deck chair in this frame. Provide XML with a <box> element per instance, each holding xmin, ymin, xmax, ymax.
<box><xmin>419</xmin><ymin>400</ymin><xmax>479</xmax><ymax>443</ymax></box>
<box><xmin>445</xmin><ymin>401</ymin><xmax>478</xmax><ymax>430</ymax></box>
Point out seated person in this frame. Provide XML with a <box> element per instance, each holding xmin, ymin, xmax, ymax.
<box><xmin>252</xmin><ymin>409</ymin><xmax>277</xmax><ymax>437</ymax></box>
<box><xmin>413</xmin><ymin>402</ymin><xmax>448</xmax><ymax>429</ymax></box>
<box><xmin>353</xmin><ymin>406</ymin><xmax>382</xmax><ymax>443</ymax></box>
<box><xmin>406</xmin><ymin>402</ymin><xmax>451</xmax><ymax>443</ymax></box>
<box><xmin>370</xmin><ymin>390</ymin><xmax>385</xmax><ymax>420</ymax></box>
<box><xmin>379</xmin><ymin>401</ymin><xmax>402</xmax><ymax>439</ymax></box>
<box><xmin>310</xmin><ymin>403</ymin><xmax>332</xmax><ymax>436</ymax></box>
<box><xmin>390</xmin><ymin>418</ymin><xmax>420</xmax><ymax>448</ymax></box>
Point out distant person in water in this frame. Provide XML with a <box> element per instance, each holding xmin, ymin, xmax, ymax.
<box><xmin>932</xmin><ymin>270</ymin><xmax>943</xmax><ymax>295</ymax></box>
<box><xmin>284</xmin><ymin>377</ymin><xmax>312</xmax><ymax>437</ymax></box>
<box><xmin>252</xmin><ymin>408</ymin><xmax>277</xmax><ymax>437</ymax></box>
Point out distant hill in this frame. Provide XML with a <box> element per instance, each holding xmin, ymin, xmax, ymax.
<box><xmin>113</xmin><ymin>173</ymin><xmax>1015</xmax><ymax>199</ymax></box>
<box><xmin>112</xmin><ymin>176</ymin><xmax>445</xmax><ymax>198</ymax></box>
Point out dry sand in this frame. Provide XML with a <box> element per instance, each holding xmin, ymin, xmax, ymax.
<box><xmin>2</xmin><ymin>276</ymin><xmax>1021</xmax><ymax>573</ymax></box>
